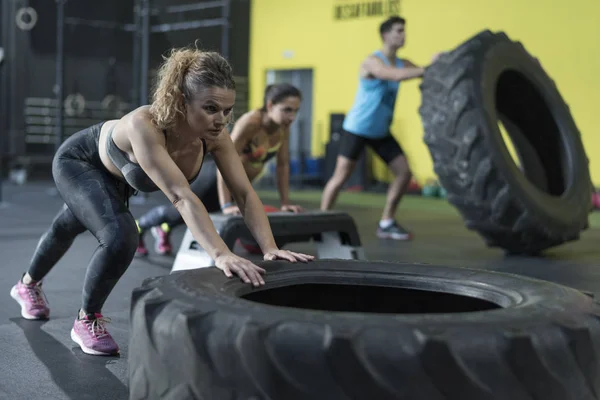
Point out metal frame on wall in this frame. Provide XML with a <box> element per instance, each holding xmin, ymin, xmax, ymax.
<box><xmin>55</xmin><ymin>0</ymin><xmax>232</xmax><ymax>150</ymax></box>
<box><xmin>0</xmin><ymin>0</ymin><xmax>233</xmax><ymax>198</ymax></box>
<box><xmin>0</xmin><ymin>2</ymin><xmax>6</xmax><ymax>203</ymax></box>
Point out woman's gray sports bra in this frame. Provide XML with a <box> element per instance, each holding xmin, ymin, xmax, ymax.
<box><xmin>105</xmin><ymin>124</ymin><xmax>206</xmax><ymax>193</ymax></box>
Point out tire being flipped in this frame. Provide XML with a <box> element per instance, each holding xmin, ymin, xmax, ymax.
<box><xmin>419</xmin><ymin>30</ymin><xmax>592</xmax><ymax>255</ymax></box>
<box><xmin>128</xmin><ymin>259</ymin><xmax>600</xmax><ymax>400</ymax></box>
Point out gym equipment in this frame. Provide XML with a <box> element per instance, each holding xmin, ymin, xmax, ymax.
<box><xmin>407</xmin><ymin>177</ymin><xmax>421</xmax><ymax>195</ymax></box>
<box><xmin>15</xmin><ymin>7</ymin><xmax>38</xmax><ymax>31</ymax></box>
<box><xmin>238</xmin><ymin>204</ymin><xmax>280</xmax><ymax>254</ymax></box>
<box><xmin>47</xmin><ymin>0</ymin><xmax>232</xmax><ymax>156</ymax></box>
<box><xmin>101</xmin><ymin>95</ymin><xmax>125</xmax><ymax>116</ymax></box>
<box><xmin>64</xmin><ymin>93</ymin><xmax>86</xmax><ymax>117</ymax></box>
<box><xmin>171</xmin><ymin>211</ymin><xmax>365</xmax><ymax>272</ymax></box>
<box><xmin>16</xmin><ymin>96</ymin><xmax>133</xmax><ymax>184</ymax></box>
<box><xmin>419</xmin><ymin>30</ymin><xmax>592</xmax><ymax>255</ymax></box>
<box><xmin>421</xmin><ymin>179</ymin><xmax>440</xmax><ymax>197</ymax></box>
<box><xmin>129</xmin><ymin>260</ymin><xmax>600</xmax><ymax>399</ymax></box>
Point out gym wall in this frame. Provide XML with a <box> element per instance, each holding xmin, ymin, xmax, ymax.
<box><xmin>1</xmin><ymin>0</ymin><xmax>250</xmax><ymax>173</ymax></box>
<box><xmin>248</xmin><ymin>0</ymin><xmax>600</xmax><ymax>186</ymax></box>
<box><xmin>1</xmin><ymin>0</ymin><xmax>137</xmax><ymax>161</ymax></box>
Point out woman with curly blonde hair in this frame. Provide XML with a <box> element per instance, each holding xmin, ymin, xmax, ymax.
<box><xmin>135</xmin><ymin>82</ymin><xmax>305</xmax><ymax>256</ymax></box>
<box><xmin>9</xmin><ymin>46</ymin><xmax>313</xmax><ymax>357</ymax></box>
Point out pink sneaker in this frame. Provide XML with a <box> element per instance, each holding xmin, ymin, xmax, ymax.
<box><xmin>151</xmin><ymin>223</ymin><xmax>172</xmax><ymax>255</ymax></box>
<box><xmin>135</xmin><ymin>220</ymin><xmax>148</xmax><ymax>257</ymax></box>
<box><xmin>71</xmin><ymin>312</ymin><xmax>120</xmax><ymax>356</ymax></box>
<box><xmin>10</xmin><ymin>278</ymin><xmax>50</xmax><ymax>320</ymax></box>
<box><xmin>135</xmin><ymin>235</ymin><xmax>148</xmax><ymax>257</ymax></box>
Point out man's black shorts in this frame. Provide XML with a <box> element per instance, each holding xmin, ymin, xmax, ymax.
<box><xmin>338</xmin><ymin>129</ymin><xmax>404</xmax><ymax>164</ymax></box>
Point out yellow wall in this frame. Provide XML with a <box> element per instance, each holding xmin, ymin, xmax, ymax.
<box><xmin>249</xmin><ymin>0</ymin><xmax>600</xmax><ymax>185</ymax></box>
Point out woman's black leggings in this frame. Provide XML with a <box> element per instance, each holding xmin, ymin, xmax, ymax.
<box><xmin>137</xmin><ymin>159</ymin><xmax>219</xmax><ymax>232</ymax></box>
<box><xmin>27</xmin><ymin>123</ymin><xmax>138</xmax><ymax>314</ymax></box>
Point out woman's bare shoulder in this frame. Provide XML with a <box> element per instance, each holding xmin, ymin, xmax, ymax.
<box><xmin>121</xmin><ymin>106</ymin><xmax>163</xmax><ymax>135</ymax></box>
<box><xmin>235</xmin><ymin>109</ymin><xmax>263</xmax><ymax>129</ymax></box>
<box><xmin>112</xmin><ymin>106</ymin><xmax>164</xmax><ymax>149</ymax></box>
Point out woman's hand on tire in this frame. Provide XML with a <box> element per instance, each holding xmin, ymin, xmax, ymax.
<box><xmin>214</xmin><ymin>253</ymin><xmax>266</xmax><ymax>286</ymax></box>
<box><xmin>263</xmin><ymin>249</ymin><xmax>314</xmax><ymax>263</ymax></box>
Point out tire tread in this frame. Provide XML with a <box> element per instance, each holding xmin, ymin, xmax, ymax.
<box><xmin>419</xmin><ymin>30</ymin><xmax>589</xmax><ymax>254</ymax></box>
<box><xmin>129</xmin><ymin>278</ymin><xmax>600</xmax><ymax>400</ymax></box>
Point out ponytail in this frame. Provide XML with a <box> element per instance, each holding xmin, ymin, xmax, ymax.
<box><xmin>150</xmin><ymin>45</ymin><xmax>235</xmax><ymax>130</ymax></box>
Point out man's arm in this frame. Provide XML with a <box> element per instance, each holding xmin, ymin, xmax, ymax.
<box><xmin>402</xmin><ymin>59</ymin><xmax>420</xmax><ymax>68</ymax></box>
<box><xmin>212</xmin><ymin>129</ymin><xmax>278</xmax><ymax>253</ymax></box>
<box><xmin>127</xmin><ymin>115</ymin><xmax>231</xmax><ymax>260</ymax></box>
<box><xmin>362</xmin><ymin>55</ymin><xmax>424</xmax><ymax>82</ymax></box>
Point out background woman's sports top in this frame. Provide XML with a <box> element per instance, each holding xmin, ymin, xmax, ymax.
<box><xmin>105</xmin><ymin>124</ymin><xmax>206</xmax><ymax>193</ymax></box>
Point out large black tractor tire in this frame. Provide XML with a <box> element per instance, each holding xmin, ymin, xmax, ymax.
<box><xmin>128</xmin><ymin>260</ymin><xmax>600</xmax><ymax>400</ymax></box>
<box><xmin>419</xmin><ymin>30</ymin><xmax>592</xmax><ymax>255</ymax></box>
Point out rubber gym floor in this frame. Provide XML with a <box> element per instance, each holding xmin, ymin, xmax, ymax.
<box><xmin>1</xmin><ymin>180</ymin><xmax>599</xmax><ymax>400</ymax></box>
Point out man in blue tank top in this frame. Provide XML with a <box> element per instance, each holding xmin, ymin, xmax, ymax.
<box><xmin>321</xmin><ymin>16</ymin><xmax>441</xmax><ymax>240</ymax></box>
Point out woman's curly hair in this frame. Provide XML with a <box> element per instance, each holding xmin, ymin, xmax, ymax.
<box><xmin>149</xmin><ymin>45</ymin><xmax>236</xmax><ymax>130</ymax></box>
